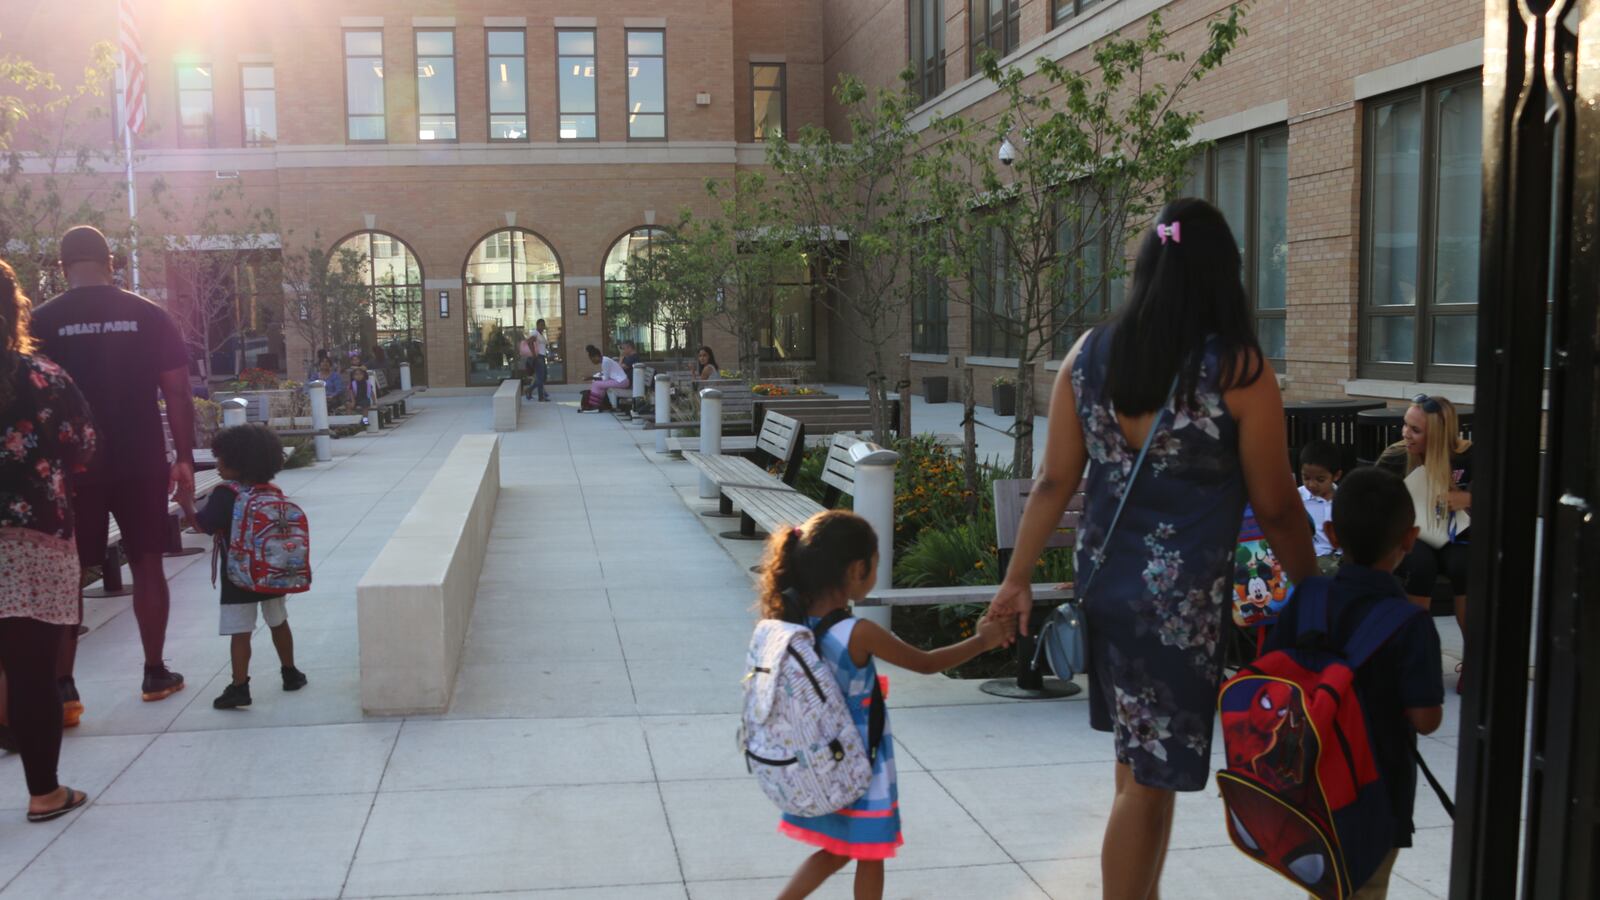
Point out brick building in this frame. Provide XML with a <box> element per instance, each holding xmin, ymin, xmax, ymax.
<box><xmin>3</xmin><ymin>0</ymin><xmax>1485</xmax><ymax>404</ymax></box>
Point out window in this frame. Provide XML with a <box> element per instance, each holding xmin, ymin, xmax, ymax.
<box><xmin>1183</xmin><ymin>125</ymin><xmax>1290</xmax><ymax>360</ymax></box>
<box><xmin>240</xmin><ymin>64</ymin><xmax>276</xmax><ymax>147</ymax></box>
<box><xmin>464</xmin><ymin>229</ymin><xmax>564</xmax><ymax>386</ymax></box>
<box><xmin>344</xmin><ymin>30</ymin><xmax>385</xmax><ymax>141</ymax></box>
<box><xmin>335</xmin><ymin>232</ymin><xmax>427</xmax><ymax>385</ymax></box>
<box><xmin>486</xmin><ymin>29</ymin><xmax>527</xmax><ymax>140</ymax></box>
<box><xmin>557</xmin><ymin>29</ymin><xmax>597</xmax><ymax>140</ymax></box>
<box><xmin>971</xmin><ymin>226</ymin><xmax>1022</xmax><ymax>358</ymax></box>
<box><xmin>1052</xmin><ymin>0</ymin><xmax>1111</xmax><ymax>26</ymax></box>
<box><xmin>765</xmin><ymin>255</ymin><xmax>815</xmax><ymax>361</ymax></box>
<box><xmin>415</xmin><ymin>30</ymin><xmax>456</xmax><ymax>141</ymax></box>
<box><xmin>605</xmin><ymin>227</ymin><xmax>689</xmax><ymax>357</ymax></box>
<box><xmin>751</xmin><ymin>63</ymin><xmax>785</xmax><ymax>141</ymax></box>
<box><xmin>626</xmin><ymin>30</ymin><xmax>666</xmax><ymax>140</ymax></box>
<box><xmin>1360</xmin><ymin>75</ymin><xmax>1482</xmax><ymax>382</ymax></box>
<box><xmin>1053</xmin><ymin>195</ymin><xmax>1124</xmax><ymax>356</ymax></box>
<box><xmin>911</xmin><ymin>248</ymin><xmax>948</xmax><ymax>354</ymax></box>
<box><xmin>969</xmin><ymin>0</ymin><xmax>1019</xmax><ymax>74</ymax></box>
<box><xmin>909</xmin><ymin>0</ymin><xmax>945</xmax><ymax>102</ymax></box>
<box><xmin>175</xmin><ymin>64</ymin><xmax>214</xmax><ymax>147</ymax></box>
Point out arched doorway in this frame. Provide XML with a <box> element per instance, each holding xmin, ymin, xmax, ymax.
<box><xmin>603</xmin><ymin>226</ymin><xmax>694</xmax><ymax>359</ymax></box>
<box><xmin>463</xmin><ymin>228</ymin><xmax>564</xmax><ymax>386</ymax></box>
<box><xmin>334</xmin><ymin>231</ymin><xmax>427</xmax><ymax>385</ymax></box>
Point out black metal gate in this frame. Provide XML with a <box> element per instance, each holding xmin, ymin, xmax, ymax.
<box><xmin>1453</xmin><ymin>2</ymin><xmax>1599</xmax><ymax>898</ymax></box>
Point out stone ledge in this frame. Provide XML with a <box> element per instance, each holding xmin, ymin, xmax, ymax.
<box><xmin>493</xmin><ymin>380</ymin><xmax>520</xmax><ymax>432</ymax></box>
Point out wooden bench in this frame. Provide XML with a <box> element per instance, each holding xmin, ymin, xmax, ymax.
<box><xmin>754</xmin><ymin>397</ymin><xmax>902</xmax><ymax>442</ymax></box>
<box><xmin>720</xmin><ymin>434</ymin><xmax>872</xmax><ymax>540</ymax></box>
<box><xmin>644</xmin><ymin>379</ymin><xmax>758</xmax><ymax>432</ymax></box>
<box><xmin>860</xmin><ymin>479</ymin><xmax>1087</xmax><ymax>698</ymax></box>
<box><xmin>682</xmin><ymin>412</ymin><xmax>806</xmax><ymax>511</ymax></box>
<box><xmin>370</xmin><ymin>369</ymin><xmax>414</xmax><ymax>424</ymax></box>
<box><xmin>84</xmin><ymin>469</ymin><xmax>230</xmax><ymax>596</ymax></box>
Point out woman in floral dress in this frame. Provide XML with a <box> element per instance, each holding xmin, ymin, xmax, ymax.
<box><xmin>0</xmin><ymin>258</ymin><xmax>97</xmax><ymax>822</ymax></box>
<box><xmin>987</xmin><ymin>200</ymin><xmax>1316</xmax><ymax>899</ymax></box>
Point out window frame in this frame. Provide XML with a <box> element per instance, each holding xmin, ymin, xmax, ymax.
<box><xmin>908</xmin><ymin>0</ymin><xmax>946</xmax><ymax>104</ymax></box>
<box><xmin>970</xmin><ymin>224</ymin><xmax>1023</xmax><ymax>359</ymax></box>
<box><xmin>750</xmin><ymin>62</ymin><xmax>786</xmax><ymax>141</ymax></box>
<box><xmin>239</xmin><ymin>63</ymin><xmax>276</xmax><ymax>148</ymax></box>
<box><xmin>556</xmin><ymin>28</ymin><xmax>599</xmax><ymax>142</ymax></box>
<box><xmin>334</xmin><ymin>230</ymin><xmax>428</xmax><ymax>363</ymax></box>
<box><xmin>174</xmin><ymin>62</ymin><xmax>215</xmax><ymax>148</ymax></box>
<box><xmin>911</xmin><ymin>238</ymin><xmax>949</xmax><ymax>354</ymax></box>
<box><xmin>1050</xmin><ymin>192</ymin><xmax>1124</xmax><ymax>358</ymax></box>
<box><xmin>763</xmin><ymin>257</ymin><xmax>817</xmax><ymax>362</ymax></box>
<box><xmin>625</xmin><ymin>28</ymin><xmax>668</xmax><ymax>142</ymax></box>
<box><xmin>485</xmin><ymin>28</ymin><xmax>528</xmax><ymax>142</ymax></box>
<box><xmin>342</xmin><ymin>28</ymin><xmax>387</xmax><ymax>144</ymax></box>
<box><xmin>1183</xmin><ymin>123</ymin><xmax>1290</xmax><ymax>364</ymax></box>
<box><xmin>462</xmin><ymin>227</ymin><xmax>566</xmax><ymax>386</ymax></box>
<box><xmin>968</xmin><ymin>0</ymin><xmax>1020</xmax><ymax>77</ymax></box>
<box><xmin>1051</xmin><ymin>0</ymin><xmax>1112</xmax><ymax>27</ymax></box>
<box><xmin>1357</xmin><ymin>72</ymin><xmax>1483</xmax><ymax>384</ymax></box>
<box><xmin>413</xmin><ymin>28</ymin><xmax>458</xmax><ymax>143</ymax></box>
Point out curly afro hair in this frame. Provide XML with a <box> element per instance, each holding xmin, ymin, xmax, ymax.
<box><xmin>211</xmin><ymin>424</ymin><xmax>285</xmax><ymax>485</ymax></box>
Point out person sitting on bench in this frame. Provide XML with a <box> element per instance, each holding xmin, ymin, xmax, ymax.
<box><xmin>580</xmin><ymin>345</ymin><xmax>629</xmax><ymax>412</ymax></box>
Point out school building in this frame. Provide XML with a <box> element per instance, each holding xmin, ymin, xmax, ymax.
<box><xmin>3</xmin><ymin>0</ymin><xmax>1486</xmax><ymax>405</ymax></box>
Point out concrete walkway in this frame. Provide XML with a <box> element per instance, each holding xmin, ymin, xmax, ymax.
<box><xmin>0</xmin><ymin>390</ymin><xmax>1460</xmax><ymax>899</ymax></box>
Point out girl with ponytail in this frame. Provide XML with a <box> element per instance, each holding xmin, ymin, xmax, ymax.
<box><xmin>756</xmin><ymin>510</ymin><xmax>1013</xmax><ymax>899</ymax></box>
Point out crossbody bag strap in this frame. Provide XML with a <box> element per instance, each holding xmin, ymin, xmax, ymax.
<box><xmin>1077</xmin><ymin>373</ymin><xmax>1181</xmax><ymax>599</ymax></box>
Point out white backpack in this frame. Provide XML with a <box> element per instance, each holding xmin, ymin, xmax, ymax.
<box><xmin>738</xmin><ymin>613</ymin><xmax>883</xmax><ymax>818</ymax></box>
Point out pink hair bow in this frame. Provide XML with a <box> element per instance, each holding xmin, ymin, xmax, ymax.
<box><xmin>1157</xmin><ymin>222</ymin><xmax>1181</xmax><ymax>244</ymax></box>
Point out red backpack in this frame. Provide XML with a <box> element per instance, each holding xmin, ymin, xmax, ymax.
<box><xmin>1215</xmin><ymin>577</ymin><xmax>1423</xmax><ymax>899</ymax></box>
<box><xmin>212</xmin><ymin>482</ymin><xmax>312</xmax><ymax>594</ymax></box>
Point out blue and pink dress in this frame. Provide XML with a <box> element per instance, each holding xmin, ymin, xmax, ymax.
<box><xmin>778</xmin><ymin>616</ymin><xmax>903</xmax><ymax>859</ymax></box>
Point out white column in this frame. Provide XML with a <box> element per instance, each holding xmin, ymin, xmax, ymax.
<box><xmin>698</xmin><ymin>388</ymin><xmax>723</xmax><ymax>498</ymax></box>
<box><xmin>399</xmin><ymin>362</ymin><xmax>413</xmax><ymax>391</ymax></box>
<box><xmin>220</xmin><ymin>397</ymin><xmax>249</xmax><ymax>428</ymax></box>
<box><xmin>309</xmin><ymin>380</ymin><xmax>332</xmax><ymax>462</ymax></box>
<box><xmin>850</xmin><ymin>441</ymin><xmax>899</xmax><ymax>628</ymax></box>
<box><xmin>654</xmin><ymin>374</ymin><xmax>672</xmax><ymax>453</ymax></box>
<box><xmin>633</xmin><ymin>365</ymin><xmax>648</xmax><ymax>403</ymax></box>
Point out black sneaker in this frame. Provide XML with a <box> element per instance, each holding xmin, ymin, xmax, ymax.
<box><xmin>141</xmin><ymin>664</ymin><xmax>185</xmax><ymax>702</ymax></box>
<box><xmin>281</xmin><ymin>666</ymin><xmax>308</xmax><ymax>692</ymax></box>
<box><xmin>212</xmin><ymin>680</ymin><xmax>251</xmax><ymax>710</ymax></box>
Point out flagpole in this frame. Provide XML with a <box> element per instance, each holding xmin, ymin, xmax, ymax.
<box><xmin>124</xmin><ymin>118</ymin><xmax>139</xmax><ymax>292</ymax></box>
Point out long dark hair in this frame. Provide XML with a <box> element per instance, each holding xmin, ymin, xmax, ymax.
<box><xmin>1106</xmin><ymin>198</ymin><xmax>1264</xmax><ymax>414</ymax></box>
<box><xmin>0</xmin><ymin>259</ymin><xmax>36</xmax><ymax>412</ymax></box>
<box><xmin>697</xmin><ymin>344</ymin><xmax>719</xmax><ymax>372</ymax></box>
<box><xmin>757</xmin><ymin>511</ymin><xmax>878</xmax><ymax>623</ymax></box>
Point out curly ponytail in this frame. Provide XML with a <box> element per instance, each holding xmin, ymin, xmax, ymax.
<box><xmin>756</xmin><ymin>510</ymin><xmax>878</xmax><ymax>623</ymax></box>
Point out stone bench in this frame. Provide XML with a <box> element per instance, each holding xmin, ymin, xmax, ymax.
<box><xmin>357</xmin><ymin>433</ymin><xmax>501</xmax><ymax>715</ymax></box>
<box><xmin>492</xmin><ymin>379</ymin><xmax>520</xmax><ymax>432</ymax></box>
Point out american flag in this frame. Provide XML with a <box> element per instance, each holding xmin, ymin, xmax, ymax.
<box><xmin>118</xmin><ymin>0</ymin><xmax>146</xmax><ymax>136</ymax></box>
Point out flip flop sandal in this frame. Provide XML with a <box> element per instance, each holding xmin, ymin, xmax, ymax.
<box><xmin>27</xmin><ymin>788</ymin><xmax>88</xmax><ymax>823</ymax></box>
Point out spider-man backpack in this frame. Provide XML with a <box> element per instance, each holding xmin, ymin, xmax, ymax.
<box><xmin>1215</xmin><ymin>577</ymin><xmax>1422</xmax><ymax>900</ymax></box>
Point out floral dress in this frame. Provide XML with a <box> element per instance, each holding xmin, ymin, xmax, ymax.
<box><xmin>0</xmin><ymin>354</ymin><xmax>97</xmax><ymax>625</ymax></box>
<box><xmin>1071</xmin><ymin>327</ymin><xmax>1247</xmax><ymax>791</ymax></box>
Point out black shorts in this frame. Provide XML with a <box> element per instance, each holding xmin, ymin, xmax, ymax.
<box><xmin>72</xmin><ymin>476</ymin><xmax>170</xmax><ymax>564</ymax></box>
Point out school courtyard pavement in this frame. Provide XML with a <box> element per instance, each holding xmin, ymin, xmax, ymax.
<box><xmin>0</xmin><ymin>390</ymin><xmax>1464</xmax><ymax>899</ymax></box>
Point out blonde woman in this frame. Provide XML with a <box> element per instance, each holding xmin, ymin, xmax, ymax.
<box><xmin>1379</xmin><ymin>395</ymin><xmax>1472</xmax><ymax>685</ymax></box>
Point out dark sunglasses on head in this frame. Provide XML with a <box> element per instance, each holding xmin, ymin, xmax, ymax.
<box><xmin>1412</xmin><ymin>393</ymin><xmax>1443</xmax><ymax>413</ymax></box>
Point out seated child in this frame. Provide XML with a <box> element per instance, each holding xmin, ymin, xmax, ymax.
<box><xmin>349</xmin><ymin>365</ymin><xmax>376</xmax><ymax>422</ymax></box>
<box><xmin>1265</xmin><ymin>467</ymin><xmax>1444</xmax><ymax>898</ymax></box>
<box><xmin>193</xmin><ymin>424</ymin><xmax>309</xmax><ymax>710</ymax></box>
<box><xmin>1298</xmin><ymin>438</ymin><xmax>1344</xmax><ymax>575</ymax></box>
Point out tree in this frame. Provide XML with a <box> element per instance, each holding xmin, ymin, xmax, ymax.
<box><xmin>922</xmin><ymin>8</ymin><xmax>1245</xmax><ymax>476</ymax></box>
<box><xmin>766</xmin><ymin>73</ymin><xmax>934</xmax><ymax>444</ymax></box>
<box><xmin>0</xmin><ymin>39</ymin><xmax>122</xmax><ymax>297</ymax></box>
<box><xmin>280</xmin><ymin>236</ymin><xmax>372</xmax><ymax>375</ymax></box>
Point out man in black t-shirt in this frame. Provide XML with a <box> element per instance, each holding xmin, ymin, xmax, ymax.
<box><xmin>30</xmin><ymin>226</ymin><xmax>194</xmax><ymax>708</ymax></box>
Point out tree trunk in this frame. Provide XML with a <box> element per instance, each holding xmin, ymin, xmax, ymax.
<box><xmin>1013</xmin><ymin>361</ymin><xmax>1035</xmax><ymax>478</ymax></box>
<box><xmin>898</xmin><ymin>353</ymin><xmax>912</xmax><ymax>439</ymax></box>
<box><xmin>962</xmin><ymin>366</ymin><xmax>980</xmax><ymax>520</ymax></box>
<box><xmin>867</xmin><ymin>349</ymin><xmax>892</xmax><ymax>446</ymax></box>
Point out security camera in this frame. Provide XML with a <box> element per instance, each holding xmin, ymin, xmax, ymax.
<box><xmin>998</xmin><ymin>138</ymin><xmax>1018</xmax><ymax>166</ymax></box>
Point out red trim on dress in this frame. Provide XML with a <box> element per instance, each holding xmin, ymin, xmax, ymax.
<box><xmin>778</xmin><ymin>821</ymin><xmax>904</xmax><ymax>860</ymax></box>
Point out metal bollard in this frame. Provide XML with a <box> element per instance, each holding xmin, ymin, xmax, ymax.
<box><xmin>399</xmin><ymin>362</ymin><xmax>412</xmax><ymax>392</ymax></box>
<box><xmin>220</xmin><ymin>397</ymin><xmax>248</xmax><ymax>428</ymax></box>
<box><xmin>654</xmin><ymin>374</ymin><xmax>672</xmax><ymax>453</ymax></box>
<box><xmin>308</xmin><ymin>380</ymin><xmax>332</xmax><ymax>462</ymax></box>
<box><xmin>698</xmin><ymin>388</ymin><xmax>723</xmax><ymax>498</ymax></box>
<box><xmin>849</xmin><ymin>441</ymin><xmax>899</xmax><ymax>628</ymax></box>
<box><xmin>632</xmin><ymin>365</ymin><xmax>648</xmax><ymax>416</ymax></box>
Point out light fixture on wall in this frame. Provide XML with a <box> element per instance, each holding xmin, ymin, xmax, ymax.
<box><xmin>438</xmin><ymin>290</ymin><xmax>450</xmax><ymax>318</ymax></box>
<box><xmin>578</xmin><ymin>288</ymin><xmax>588</xmax><ymax>315</ymax></box>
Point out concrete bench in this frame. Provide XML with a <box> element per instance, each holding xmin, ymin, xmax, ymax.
<box><xmin>357</xmin><ymin>433</ymin><xmax>501</xmax><ymax>715</ymax></box>
<box><xmin>492</xmin><ymin>379</ymin><xmax>520</xmax><ymax>432</ymax></box>
<box><xmin>861</xmin><ymin>479</ymin><xmax>1086</xmax><ymax>698</ymax></box>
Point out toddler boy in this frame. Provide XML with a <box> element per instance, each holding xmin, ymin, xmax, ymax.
<box><xmin>1298</xmin><ymin>439</ymin><xmax>1344</xmax><ymax>575</ymax></box>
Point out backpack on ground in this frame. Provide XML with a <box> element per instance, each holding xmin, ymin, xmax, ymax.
<box><xmin>213</xmin><ymin>482</ymin><xmax>312</xmax><ymax>594</ymax></box>
<box><xmin>1216</xmin><ymin>577</ymin><xmax>1421</xmax><ymax>900</ymax></box>
<box><xmin>739</xmin><ymin>611</ymin><xmax>884</xmax><ymax>818</ymax></box>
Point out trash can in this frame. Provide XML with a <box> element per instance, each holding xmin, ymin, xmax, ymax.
<box><xmin>922</xmin><ymin>376</ymin><xmax>949</xmax><ymax>404</ymax></box>
<box><xmin>1283</xmin><ymin>399</ymin><xmax>1385</xmax><ymax>475</ymax></box>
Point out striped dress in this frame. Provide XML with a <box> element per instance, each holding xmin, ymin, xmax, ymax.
<box><xmin>778</xmin><ymin>616</ymin><xmax>903</xmax><ymax>859</ymax></box>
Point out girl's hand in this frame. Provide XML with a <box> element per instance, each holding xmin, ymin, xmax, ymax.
<box><xmin>985</xmin><ymin>580</ymin><xmax>1034</xmax><ymax>644</ymax></box>
<box><xmin>1447</xmin><ymin>489</ymin><xmax>1472</xmax><ymax>512</ymax></box>
<box><xmin>975</xmin><ymin>613</ymin><xmax>1014</xmax><ymax>650</ymax></box>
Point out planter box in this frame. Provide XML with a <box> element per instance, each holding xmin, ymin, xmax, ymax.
<box><xmin>992</xmin><ymin>383</ymin><xmax>1016</xmax><ymax>417</ymax></box>
<box><xmin>923</xmin><ymin>376</ymin><xmax>949</xmax><ymax>404</ymax></box>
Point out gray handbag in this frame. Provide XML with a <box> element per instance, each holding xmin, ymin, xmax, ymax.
<box><xmin>1032</xmin><ymin>375</ymin><xmax>1178</xmax><ymax>679</ymax></box>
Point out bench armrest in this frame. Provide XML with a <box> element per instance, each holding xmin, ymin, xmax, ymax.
<box><xmin>858</xmin><ymin>582</ymin><xmax>1073</xmax><ymax>608</ymax></box>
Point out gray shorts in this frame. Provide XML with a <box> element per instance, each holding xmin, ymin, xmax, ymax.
<box><xmin>219</xmin><ymin>597</ymin><xmax>288</xmax><ymax>635</ymax></box>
